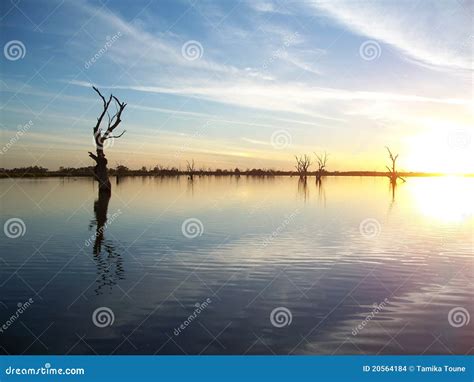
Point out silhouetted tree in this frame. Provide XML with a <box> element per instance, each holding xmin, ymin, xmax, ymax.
<box><xmin>295</xmin><ymin>154</ymin><xmax>312</xmax><ymax>178</ymax></box>
<box><xmin>115</xmin><ymin>164</ymin><xmax>129</xmax><ymax>174</ymax></box>
<box><xmin>186</xmin><ymin>159</ymin><xmax>195</xmax><ymax>180</ymax></box>
<box><xmin>385</xmin><ymin>146</ymin><xmax>405</xmax><ymax>183</ymax></box>
<box><xmin>88</xmin><ymin>86</ymin><xmax>127</xmax><ymax>194</ymax></box>
<box><xmin>314</xmin><ymin>151</ymin><xmax>329</xmax><ymax>182</ymax></box>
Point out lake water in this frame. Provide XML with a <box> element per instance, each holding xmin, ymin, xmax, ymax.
<box><xmin>0</xmin><ymin>176</ymin><xmax>472</xmax><ymax>355</ymax></box>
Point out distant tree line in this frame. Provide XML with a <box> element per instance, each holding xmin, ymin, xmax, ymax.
<box><xmin>0</xmin><ymin>164</ymin><xmax>444</xmax><ymax>178</ymax></box>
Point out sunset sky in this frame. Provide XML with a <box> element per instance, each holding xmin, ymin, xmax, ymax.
<box><xmin>1</xmin><ymin>0</ymin><xmax>472</xmax><ymax>173</ymax></box>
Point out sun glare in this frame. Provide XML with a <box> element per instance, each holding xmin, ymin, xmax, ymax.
<box><xmin>409</xmin><ymin>177</ymin><xmax>474</xmax><ymax>223</ymax></box>
<box><xmin>404</xmin><ymin>128</ymin><xmax>473</xmax><ymax>174</ymax></box>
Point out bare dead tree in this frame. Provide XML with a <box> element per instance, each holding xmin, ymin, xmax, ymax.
<box><xmin>385</xmin><ymin>146</ymin><xmax>405</xmax><ymax>183</ymax></box>
<box><xmin>295</xmin><ymin>154</ymin><xmax>312</xmax><ymax>178</ymax></box>
<box><xmin>186</xmin><ymin>159</ymin><xmax>196</xmax><ymax>180</ymax></box>
<box><xmin>88</xmin><ymin>86</ymin><xmax>127</xmax><ymax>194</ymax></box>
<box><xmin>314</xmin><ymin>151</ymin><xmax>329</xmax><ymax>181</ymax></box>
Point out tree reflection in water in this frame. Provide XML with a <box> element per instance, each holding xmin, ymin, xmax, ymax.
<box><xmin>89</xmin><ymin>191</ymin><xmax>125</xmax><ymax>295</ymax></box>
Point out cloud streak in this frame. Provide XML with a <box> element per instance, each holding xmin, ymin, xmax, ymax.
<box><xmin>310</xmin><ymin>0</ymin><xmax>471</xmax><ymax>71</ymax></box>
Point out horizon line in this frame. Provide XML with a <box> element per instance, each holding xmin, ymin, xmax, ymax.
<box><xmin>1</xmin><ymin>166</ymin><xmax>473</xmax><ymax>178</ymax></box>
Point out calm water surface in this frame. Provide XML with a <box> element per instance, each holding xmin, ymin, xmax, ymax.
<box><xmin>0</xmin><ymin>176</ymin><xmax>473</xmax><ymax>354</ymax></box>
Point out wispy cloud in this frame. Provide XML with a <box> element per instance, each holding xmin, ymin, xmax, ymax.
<box><xmin>69</xmin><ymin>79</ymin><xmax>470</xmax><ymax>117</ymax></box>
<box><xmin>309</xmin><ymin>0</ymin><xmax>471</xmax><ymax>71</ymax></box>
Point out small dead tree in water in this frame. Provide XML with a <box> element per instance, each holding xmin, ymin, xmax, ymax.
<box><xmin>385</xmin><ymin>146</ymin><xmax>405</xmax><ymax>183</ymax></box>
<box><xmin>314</xmin><ymin>151</ymin><xmax>329</xmax><ymax>181</ymax></box>
<box><xmin>295</xmin><ymin>154</ymin><xmax>312</xmax><ymax>178</ymax></box>
<box><xmin>88</xmin><ymin>86</ymin><xmax>127</xmax><ymax>194</ymax></box>
<box><xmin>186</xmin><ymin>159</ymin><xmax>196</xmax><ymax>180</ymax></box>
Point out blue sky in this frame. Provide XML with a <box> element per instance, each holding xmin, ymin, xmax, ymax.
<box><xmin>1</xmin><ymin>0</ymin><xmax>472</xmax><ymax>172</ymax></box>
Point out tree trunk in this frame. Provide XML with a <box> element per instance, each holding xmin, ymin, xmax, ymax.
<box><xmin>90</xmin><ymin>149</ymin><xmax>111</xmax><ymax>194</ymax></box>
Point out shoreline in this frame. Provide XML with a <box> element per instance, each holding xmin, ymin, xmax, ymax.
<box><xmin>1</xmin><ymin>171</ymin><xmax>473</xmax><ymax>179</ymax></box>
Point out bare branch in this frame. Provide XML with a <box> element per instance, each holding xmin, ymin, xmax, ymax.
<box><xmin>103</xmin><ymin>95</ymin><xmax>127</xmax><ymax>139</ymax></box>
<box><xmin>186</xmin><ymin>159</ymin><xmax>195</xmax><ymax>172</ymax></box>
<box><xmin>385</xmin><ymin>146</ymin><xmax>404</xmax><ymax>184</ymax></box>
<box><xmin>92</xmin><ymin>86</ymin><xmax>113</xmax><ymax>137</ymax></box>
<box><xmin>295</xmin><ymin>154</ymin><xmax>312</xmax><ymax>176</ymax></box>
<box><xmin>314</xmin><ymin>151</ymin><xmax>329</xmax><ymax>172</ymax></box>
<box><xmin>88</xmin><ymin>151</ymin><xmax>98</xmax><ymax>161</ymax></box>
<box><xmin>104</xmin><ymin>130</ymin><xmax>126</xmax><ymax>139</ymax></box>
<box><xmin>92</xmin><ymin>86</ymin><xmax>106</xmax><ymax>106</ymax></box>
